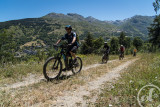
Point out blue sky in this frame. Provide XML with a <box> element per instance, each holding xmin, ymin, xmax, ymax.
<box><xmin>0</xmin><ymin>0</ymin><xmax>156</xmax><ymax>22</ymax></box>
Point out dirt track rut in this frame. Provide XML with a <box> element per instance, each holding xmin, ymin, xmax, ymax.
<box><xmin>32</xmin><ymin>58</ymin><xmax>138</xmax><ymax>107</ymax></box>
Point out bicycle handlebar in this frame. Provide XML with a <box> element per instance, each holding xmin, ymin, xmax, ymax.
<box><xmin>53</xmin><ymin>44</ymin><xmax>69</xmax><ymax>50</ymax></box>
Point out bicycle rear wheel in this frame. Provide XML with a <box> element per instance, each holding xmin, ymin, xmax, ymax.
<box><xmin>119</xmin><ymin>54</ymin><xmax>122</xmax><ymax>60</ymax></box>
<box><xmin>102</xmin><ymin>54</ymin><xmax>108</xmax><ymax>63</ymax></box>
<box><xmin>43</xmin><ymin>57</ymin><xmax>62</xmax><ymax>81</ymax></box>
<box><xmin>72</xmin><ymin>57</ymin><xmax>82</xmax><ymax>74</ymax></box>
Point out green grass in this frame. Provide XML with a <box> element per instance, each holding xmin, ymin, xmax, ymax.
<box><xmin>0</xmin><ymin>54</ymin><xmax>118</xmax><ymax>81</ymax></box>
<box><xmin>95</xmin><ymin>53</ymin><xmax>160</xmax><ymax>107</ymax></box>
<box><xmin>79</xmin><ymin>54</ymin><xmax>118</xmax><ymax>66</ymax></box>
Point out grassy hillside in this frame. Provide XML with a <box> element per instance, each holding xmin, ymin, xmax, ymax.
<box><xmin>95</xmin><ymin>53</ymin><xmax>160</xmax><ymax>106</ymax></box>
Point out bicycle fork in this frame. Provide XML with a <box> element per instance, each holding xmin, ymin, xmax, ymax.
<box><xmin>63</xmin><ymin>54</ymin><xmax>69</xmax><ymax>70</ymax></box>
<box><xmin>52</xmin><ymin>59</ymin><xmax>59</xmax><ymax>70</ymax></box>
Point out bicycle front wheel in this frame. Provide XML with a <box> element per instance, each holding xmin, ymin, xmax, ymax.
<box><xmin>72</xmin><ymin>57</ymin><xmax>82</xmax><ymax>74</ymax></box>
<box><xmin>43</xmin><ymin>57</ymin><xmax>62</xmax><ymax>81</ymax></box>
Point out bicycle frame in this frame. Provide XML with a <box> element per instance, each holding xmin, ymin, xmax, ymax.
<box><xmin>54</xmin><ymin>45</ymin><xmax>72</xmax><ymax>69</ymax></box>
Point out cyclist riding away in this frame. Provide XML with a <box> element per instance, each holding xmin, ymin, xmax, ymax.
<box><xmin>119</xmin><ymin>45</ymin><xmax>125</xmax><ymax>57</ymax></box>
<box><xmin>103</xmin><ymin>42</ymin><xmax>110</xmax><ymax>56</ymax></box>
<box><xmin>55</xmin><ymin>25</ymin><xmax>79</xmax><ymax>71</ymax></box>
<box><xmin>102</xmin><ymin>42</ymin><xmax>110</xmax><ymax>63</ymax></box>
<box><xmin>133</xmin><ymin>48</ymin><xmax>137</xmax><ymax>56</ymax></box>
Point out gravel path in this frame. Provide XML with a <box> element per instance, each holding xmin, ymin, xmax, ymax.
<box><xmin>0</xmin><ymin>60</ymin><xmax>117</xmax><ymax>91</ymax></box>
<box><xmin>33</xmin><ymin>58</ymin><xmax>138</xmax><ymax>107</ymax></box>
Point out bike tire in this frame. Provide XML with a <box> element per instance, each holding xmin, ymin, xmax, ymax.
<box><xmin>106</xmin><ymin>55</ymin><xmax>109</xmax><ymax>63</ymax></box>
<box><xmin>102</xmin><ymin>56</ymin><xmax>105</xmax><ymax>63</ymax></box>
<box><xmin>72</xmin><ymin>57</ymin><xmax>83</xmax><ymax>74</ymax></box>
<box><xmin>119</xmin><ymin>55</ymin><xmax>122</xmax><ymax>60</ymax></box>
<box><xmin>43</xmin><ymin>57</ymin><xmax>62</xmax><ymax>81</ymax></box>
<box><xmin>102</xmin><ymin>55</ymin><xmax>108</xmax><ymax>63</ymax></box>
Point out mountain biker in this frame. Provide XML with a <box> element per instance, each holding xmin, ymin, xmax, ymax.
<box><xmin>119</xmin><ymin>45</ymin><xmax>125</xmax><ymax>57</ymax></box>
<box><xmin>103</xmin><ymin>42</ymin><xmax>110</xmax><ymax>55</ymax></box>
<box><xmin>55</xmin><ymin>25</ymin><xmax>79</xmax><ymax>71</ymax></box>
<box><xmin>133</xmin><ymin>48</ymin><xmax>137</xmax><ymax>56</ymax></box>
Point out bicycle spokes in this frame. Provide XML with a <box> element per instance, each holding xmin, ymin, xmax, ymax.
<box><xmin>72</xmin><ymin>57</ymin><xmax>82</xmax><ymax>74</ymax></box>
<box><xmin>44</xmin><ymin>58</ymin><xmax>62</xmax><ymax>80</ymax></box>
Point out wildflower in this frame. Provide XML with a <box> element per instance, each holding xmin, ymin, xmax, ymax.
<box><xmin>130</xmin><ymin>80</ymin><xmax>133</xmax><ymax>83</ymax></box>
<box><xmin>109</xmin><ymin>104</ymin><xmax>112</xmax><ymax>107</ymax></box>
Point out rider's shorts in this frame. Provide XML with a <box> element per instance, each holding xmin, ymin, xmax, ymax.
<box><xmin>120</xmin><ymin>51</ymin><xmax>124</xmax><ymax>54</ymax></box>
<box><xmin>68</xmin><ymin>45</ymin><xmax>78</xmax><ymax>53</ymax></box>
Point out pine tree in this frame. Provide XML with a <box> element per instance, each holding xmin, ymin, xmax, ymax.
<box><xmin>80</xmin><ymin>32</ymin><xmax>94</xmax><ymax>54</ymax></box>
<box><xmin>133</xmin><ymin>37</ymin><xmax>143</xmax><ymax>50</ymax></box>
<box><xmin>124</xmin><ymin>37</ymin><xmax>131</xmax><ymax>49</ymax></box>
<box><xmin>110</xmin><ymin>37</ymin><xmax>119</xmax><ymax>54</ymax></box>
<box><xmin>153</xmin><ymin>0</ymin><xmax>160</xmax><ymax>13</ymax></box>
<box><xmin>119</xmin><ymin>31</ymin><xmax>126</xmax><ymax>45</ymax></box>
<box><xmin>0</xmin><ymin>29</ymin><xmax>16</xmax><ymax>62</ymax></box>
<box><xmin>148</xmin><ymin>15</ymin><xmax>160</xmax><ymax>50</ymax></box>
<box><xmin>93</xmin><ymin>37</ymin><xmax>104</xmax><ymax>54</ymax></box>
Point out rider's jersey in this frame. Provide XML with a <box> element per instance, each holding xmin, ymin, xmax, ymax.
<box><xmin>120</xmin><ymin>46</ymin><xmax>125</xmax><ymax>52</ymax></box>
<box><xmin>104</xmin><ymin>45</ymin><xmax>110</xmax><ymax>53</ymax></box>
<box><xmin>133</xmin><ymin>49</ymin><xmax>137</xmax><ymax>52</ymax></box>
<box><xmin>61</xmin><ymin>31</ymin><xmax>78</xmax><ymax>46</ymax></box>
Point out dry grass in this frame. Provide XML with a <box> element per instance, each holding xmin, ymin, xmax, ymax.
<box><xmin>0</xmin><ymin>54</ymin><xmax>135</xmax><ymax>106</ymax></box>
<box><xmin>0</xmin><ymin>54</ymin><xmax>119</xmax><ymax>84</ymax></box>
<box><xmin>20</xmin><ymin>39</ymin><xmax>46</xmax><ymax>49</ymax></box>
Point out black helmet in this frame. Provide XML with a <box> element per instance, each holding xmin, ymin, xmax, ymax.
<box><xmin>65</xmin><ymin>25</ymin><xmax>72</xmax><ymax>30</ymax></box>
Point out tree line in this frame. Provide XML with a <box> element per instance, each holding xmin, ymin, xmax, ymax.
<box><xmin>80</xmin><ymin>31</ymin><xmax>144</xmax><ymax>55</ymax></box>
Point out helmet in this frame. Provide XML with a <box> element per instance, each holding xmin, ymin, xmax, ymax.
<box><xmin>65</xmin><ymin>25</ymin><xmax>72</xmax><ymax>30</ymax></box>
<box><xmin>121</xmin><ymin>45</ymin><xmax>123</xmax><ymax>47</ymax></box>
<box><xmin>104</xmin><ymin>42</ymin><xmax>107</xmax><ymax>44</ymax></box>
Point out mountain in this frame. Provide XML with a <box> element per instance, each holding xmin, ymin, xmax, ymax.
<box><xmin>108</xmin><ymin>15</ymin><xmax>155</xmax><ymax>40</ymax></box>
<box><xmin>0</xmin><ymin>13</ymin><xmax>154</xmax><ymax>47</ymax></box>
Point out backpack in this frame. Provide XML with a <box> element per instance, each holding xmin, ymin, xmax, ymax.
<box><xmin>120</xmin><ymin>46</ymin><xmax>125</xmax><ymax>52</ymax></box>
<box><xmin>71</xmin><ymin>32</ymin><xmax>80</xmax><ymax>46</ymax></box>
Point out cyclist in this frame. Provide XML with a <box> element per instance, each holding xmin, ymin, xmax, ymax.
<box><xmin>103</xmin><ymin>42</ymin><xmax>110</xmax><ymax>56</ymax></box>
<box><xmin>119</xmin><ymin>45</ymin><xmax>125</xmax><ymax>57</ymax></box>
<box><xmin>55</xmin><ymin>25</ymin><xmax>79</xmax><ymax>71</ymax></box>
<box><xmin>133</xmin><ymin>48</ymin><xmax>137</xmax><ymax>56</ymax></box>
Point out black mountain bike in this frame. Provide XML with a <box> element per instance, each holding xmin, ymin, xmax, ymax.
<box><xmin>102</xmin><ymin>53</ymin><xmax>109</xmax><ymax>63</ymax></box>
<box><xmin>133</xmin><ymin>52</ymin><xmax>136</xmax><ymax>57</ymax></box>
<box><xmin>43</xmin><ymin>45</ymin><xmax>82</xmax><ymax>81</ymax></box>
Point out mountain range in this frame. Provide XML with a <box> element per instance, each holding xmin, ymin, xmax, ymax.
<box><xmin>0</xmin><ymin>12</ymin><xmax>154</xmax><ymax>46</ymax></box>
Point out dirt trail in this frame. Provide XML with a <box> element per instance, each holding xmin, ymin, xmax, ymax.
<box><xmin>32</xmin><ymin>58</ymin><xmax>138</xmax><ymax>107</ymax></box>
<box><xmin>0</xmin><ymin>59</ymin><xmax>117</xmax><ymax>91</ymax></box>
